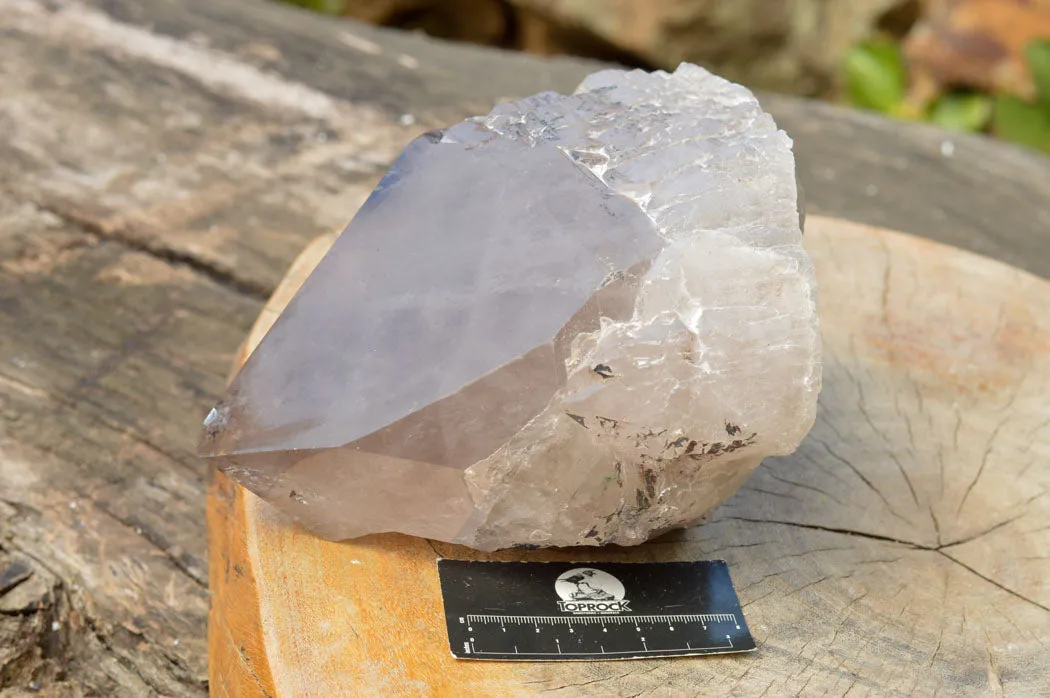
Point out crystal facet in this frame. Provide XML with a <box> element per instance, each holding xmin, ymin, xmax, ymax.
<box><xmin>199</xmin><ymin>63</ymin><xmax>822</xmax><ymax>550</ymax></box>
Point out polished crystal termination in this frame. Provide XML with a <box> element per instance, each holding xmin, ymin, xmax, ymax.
<box><xmin>199</xmin><ymin>63</ymin><xmax>821</xmax><ymax>551</ymax></box>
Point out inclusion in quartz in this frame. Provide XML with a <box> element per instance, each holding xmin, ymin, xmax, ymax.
<box><xmin>198</xmin><ymin>63</ymin><xmax>821</xmax><ymax>551</ymax></box>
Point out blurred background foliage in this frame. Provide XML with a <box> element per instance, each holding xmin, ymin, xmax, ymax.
<box><xmin>282</xmin><ymin>0</ymin><xmax>1050</xmax><ymax>153</ymax></box>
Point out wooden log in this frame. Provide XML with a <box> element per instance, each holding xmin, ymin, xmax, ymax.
<box><xmin>208</xmin><ymin>214</ymin><xmax>1050</xmax><ymax>696</ymax></box>
<box><xmin>1</xmin><ymin>0</ymin><xmax>1048</xmax><ymax>692</ymax></box>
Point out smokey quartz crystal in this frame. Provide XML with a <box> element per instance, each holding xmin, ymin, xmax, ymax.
<box><xmin>199</xmin><ymin>63</ymin><xmax>821</xmax><ymax>550</ymax></box>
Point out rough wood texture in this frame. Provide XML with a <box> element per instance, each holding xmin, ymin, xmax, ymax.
<box><xmin>0</xmin><ymin>0</ymin><xmax>1048</xmax><ymax>694</ymax></box>
<box><xmin>210</xmin><ymin>216</ymin><xmax>1050</xmax><ymax>696</ymax></box>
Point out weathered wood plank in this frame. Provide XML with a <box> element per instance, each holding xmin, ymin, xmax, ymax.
<box><xmin>0</xmin><ymin>0</ymin><xmax>1047</xmax><ymax>693</ymax></box>
<box><xmin>5</xmin><ymin>0</ymin><xmax>1050</xmax><ymax>301</ymax></box>
<box><xmin>0</xmin><ymin>189</ymin><xmax>255</xmax><ymax>693</ymax></box>
<box><xmin>7</xmin><ymin>0</ymin><xmax>1050</xmax><ymax>286</ymax></box>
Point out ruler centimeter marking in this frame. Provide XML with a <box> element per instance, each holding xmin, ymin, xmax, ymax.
<box><xmin>468</xmin><ymin>641</ymin><xmax>735</xmax><ymax>656</ymax></box>
<box><xmin>465</xmin><ymin>613</ymin><xmax>739</xmax><ymax>625</ymax></box>
<box><xmin>459</xmin><ymin>613</ymin><xmax>742</xmax><ymax>657</ymax></box>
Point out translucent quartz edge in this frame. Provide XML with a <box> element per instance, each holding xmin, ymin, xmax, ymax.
<box><xmin>201</xmin><ymin>63</ymin><xmax>822</xmax><ymax>551</ymax></box>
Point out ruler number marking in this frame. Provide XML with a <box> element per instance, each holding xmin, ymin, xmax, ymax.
<box><xmin>465</xmin><ymin>613</ymin><xmax>737</xmax><ymax>625</ymax></box>
<box><xmin>458</xmin><ymin>613</ymin><xmax>743</xmax><ymax>657</ymax></box>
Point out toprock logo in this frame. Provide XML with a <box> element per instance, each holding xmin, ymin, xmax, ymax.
<box><xmin>555</xmin><ymin>568</ymin><xmax>631</xmax><ymax>614</ymax></box>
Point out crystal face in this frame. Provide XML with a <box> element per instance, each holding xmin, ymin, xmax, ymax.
<box><xmin>199</xmin><ymin>63</ymin><xmax>822</xmax><ymax>551</ymax></box>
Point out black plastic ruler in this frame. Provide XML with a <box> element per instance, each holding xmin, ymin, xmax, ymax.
<box><xmin>438</xmin><ymin>560</ymin><xmax>754</xmax><ymax>661</ymax></box>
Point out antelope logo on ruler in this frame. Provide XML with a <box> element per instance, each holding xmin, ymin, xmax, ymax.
<box><xmin>554</xmin><ymin>568</ymin><xmax>631</xmax><ymax>614</ymax></box>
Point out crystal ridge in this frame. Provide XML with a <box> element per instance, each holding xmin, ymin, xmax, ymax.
<box><xmin>199</xmin><ymin>63</ymin><xmax>822</xmax><ymax>550</ymax></box>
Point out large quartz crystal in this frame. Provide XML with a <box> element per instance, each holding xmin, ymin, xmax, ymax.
<box><xmin>199</xmin><ymin>63</ymin><xmax>821</xmax><ymax>551</ymax></box>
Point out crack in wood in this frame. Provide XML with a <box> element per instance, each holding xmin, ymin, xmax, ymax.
<box><xmin>0</xmin><ymin>538</ymin><xmax>205</xmax><ymax>694</ymax></box>
<box><xmin>231</xmin><ymin>634</ymin><xmax>276</xmax><ymax>698</ymax></box>
<box><xmin>937</xmin><ymin>515</ymin><xmax>1024</xmax><ymax>551</ymax></box>
<box><xmin>93</xmin><ymin>501</ymin><xmax>207</xmax><ymax>589</ymax></box>
<box><xmin>30</xmin><ymin>200</ymin><xmax>273</xmax><ymax>301</ymax></box>
<box><xmin>811</xmin><ymin>435</ymin><xmax>912</xmax><ymax>526</ymax></box>
<box><xmin>81</xmin><ymin>611</ymin><xmax>167</xmax><ymax>694</ymax></box>
<box><xmin>957</xmin><ymin>384</ymin><xmax>1023</xmax><ymax>516</ymax></box>
<box><xmin>937</xmin><ymin>550</ymin><xmax>1050</xmax><ymax>615</ymax></box>
<box><xmin>0</xmin><ymin>363</ymin><xmax>203</xmax><ymax>479</ymax></box>
<box><xmin>724</xmin><ymin>516</ymin><xmax>1050</xmax><ymax>615</ymax></box>
<box><xmin>764</xmin><ymin>470</ymin><xmax>845</xmax><ymax>506</ymax></box>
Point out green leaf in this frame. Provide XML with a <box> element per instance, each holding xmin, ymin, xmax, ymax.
<box><xmin>928</xmin><ymin>92</ymin><xmax>994</xmax><ymax>132</ymax></box>
<box><xmin>284</xmin><ymin>0</ymin><xmax>346</xmax><ymax>14</ymax></box>
<box><xmin>1026</xmin><ymin>39</ymin><xmax>1050</xmax><ymax>108</ymax></box>
<box><xmin>993</xmin><ymin>94</ymin><xmax>1050</xmax><ymax>151</ymax></box>
<box><xmin>843</xmin><ymin>39</ymin><xmax>908</xmax><ymax>112</ymax></box>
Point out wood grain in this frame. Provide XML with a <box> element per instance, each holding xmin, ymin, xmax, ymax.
<box><xmin>209</xmin><ymin>215</ymin><xmax>1050</xmax><ymax>696</ymax></box>
<box><xmin>0</xmin><ymin>0</ymin><xmax>1048</xmax><ymax>693</ymax></box>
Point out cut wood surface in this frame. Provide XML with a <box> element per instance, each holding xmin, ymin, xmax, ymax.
<box><xmin>210</xmin><ymin>215</ymin><xmax>1050</xmax><ymax>696</ymax></box>
<box><xmin>0</xmin><ymin>0</ymin><xmax>1048</xmax><ymax>694</ymax></box>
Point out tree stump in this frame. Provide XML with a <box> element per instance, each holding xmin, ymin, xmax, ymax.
<box><xmin>208</xmin><ymin>214</ymin><xmax>1050</xmax><ymax>696</ymax></box>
